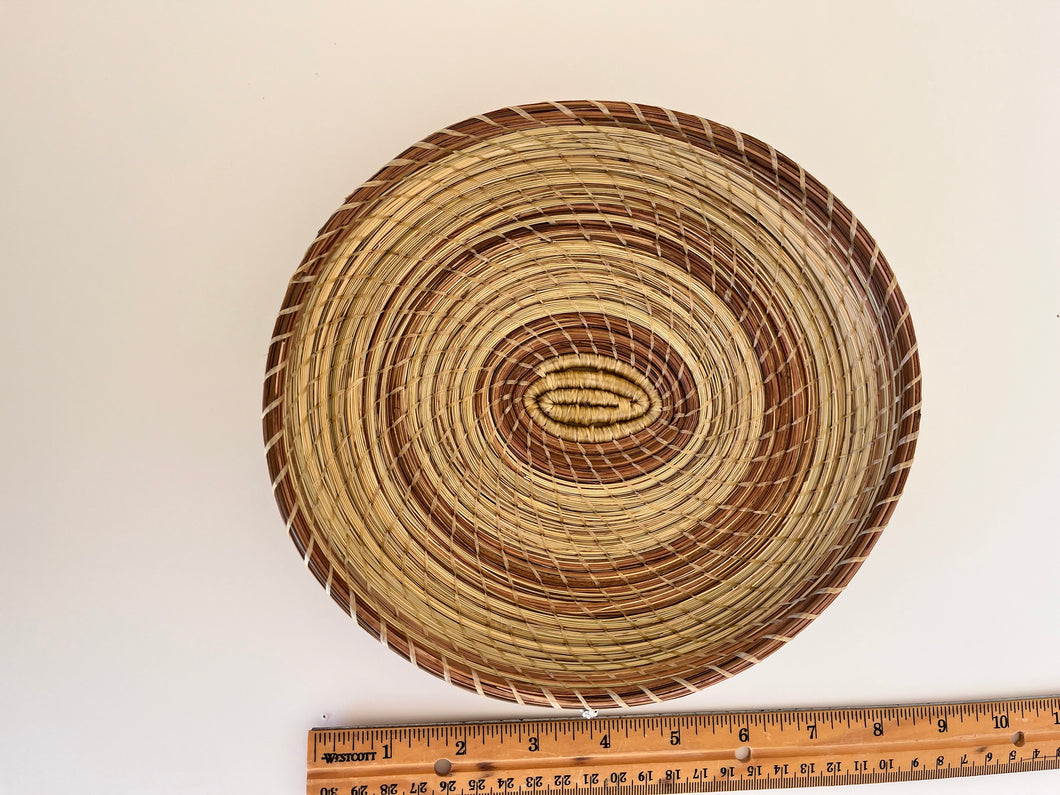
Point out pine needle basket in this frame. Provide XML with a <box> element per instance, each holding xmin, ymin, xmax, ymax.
<box><xmin>263</xmin><ymin>101</ymin><xmax>922</xmax><ymax>709</ymax></box>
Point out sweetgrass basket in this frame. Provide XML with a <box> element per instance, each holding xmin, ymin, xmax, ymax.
<box><xmin>263</xmin><ymin>101</ymin><xmax>921</xmax><ymax>709</ymax></box>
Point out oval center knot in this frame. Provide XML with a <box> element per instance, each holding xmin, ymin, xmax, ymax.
<box><xmin>523</xmin><ymin>353</ymin><xmax>663</xmax><ymax>442</ymax></box>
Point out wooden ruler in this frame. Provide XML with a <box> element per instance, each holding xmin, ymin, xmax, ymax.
<box><xmin>307</xmin><ymin>696</ymin><xmax>1060</xmax><ymax>793</ymax></box>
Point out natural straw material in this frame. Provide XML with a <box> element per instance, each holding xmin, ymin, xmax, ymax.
<box><xmin>263</xmin><ymin>101</ymin><xmax>922</xmax><ymax>709</ymax></box>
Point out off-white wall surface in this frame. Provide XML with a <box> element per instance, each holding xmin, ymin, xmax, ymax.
<box><xmin>2</xmin><ymin>2</ymin><xmax>1058</xmax><ymax>793</ymax></box>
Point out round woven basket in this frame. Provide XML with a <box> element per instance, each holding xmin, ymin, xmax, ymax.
<box><xmin>263</xmin><ymin>101</ymin><xmax>921</xmax><ymax>709</ymax></box>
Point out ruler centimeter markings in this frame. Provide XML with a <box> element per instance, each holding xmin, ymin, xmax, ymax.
<box><xmin>307</xmin><ymin>696</ymin><xmax>1060</xmax><ymax>794</ymax></box>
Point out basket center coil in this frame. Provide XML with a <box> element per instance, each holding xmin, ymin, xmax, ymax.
<box><xmin>522</xmin><ymin>353</ymin><xmax>664</xmax><ymax>442</ymax></box>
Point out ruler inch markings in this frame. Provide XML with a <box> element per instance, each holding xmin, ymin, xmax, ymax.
<box><xmin>308</xmin><ymin>695</ymin><xmax>1060</xmax><ymax>794</ymax></box>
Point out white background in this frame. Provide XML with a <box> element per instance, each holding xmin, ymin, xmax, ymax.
<box><xmin>2</xmin><ymin>2</ymin><xmax>1058</xmax><ymax>793</ymax></box>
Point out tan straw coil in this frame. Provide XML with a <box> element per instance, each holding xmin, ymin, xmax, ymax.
<box><xmin>263</xmin><ymin>101</ymin><xmax>922</xmax><ymax>709</ymax></box>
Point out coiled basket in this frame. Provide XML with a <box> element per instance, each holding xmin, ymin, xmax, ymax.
<box><xmin>263</xmin><ymin>101</ymin><xmax>921</xmax><ymax>709</ymax></box>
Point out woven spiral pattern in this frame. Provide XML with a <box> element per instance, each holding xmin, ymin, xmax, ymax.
<box><xmin>263</xmin><ymin>101</ymin><xmax>921</xmax><ymax>709</ymax></box>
